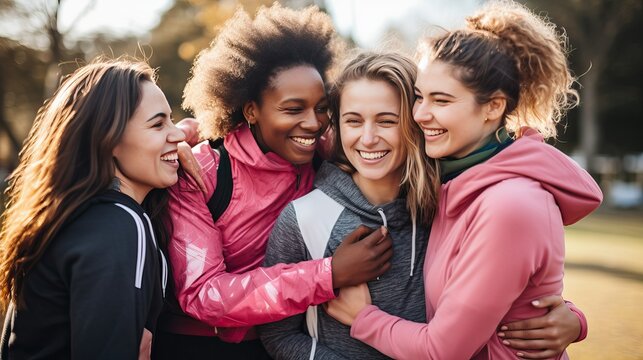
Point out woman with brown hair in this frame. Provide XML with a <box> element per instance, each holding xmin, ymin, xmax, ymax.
<box><xmin>0</xmin><ymin>58</ymin><xmax>185</xmax><ymax>359</ymax></box>
<box><xmin>326</xmin><ymin>1</ymin><xmax>602</xmax><ymax>358</ymax></box>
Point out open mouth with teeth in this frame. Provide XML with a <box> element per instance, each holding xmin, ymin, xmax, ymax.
<box><xmin>358</xmin><ymin>150</ymin><xmax>389</xmax><ymax>160</ymax></box>
<box><xmin>291</xmin><ymin>136</ymin><xmax>317</xmax><ymax>147</ymax></box>
<box><xmin>160</xmin><ymin>151</ymin><xmax>178</xmax><ymax>163</ymax></box>
<box><xmin>423</xmin><ymin>129</ymin><xmax>447</xmax><ymax>137</ymax></box>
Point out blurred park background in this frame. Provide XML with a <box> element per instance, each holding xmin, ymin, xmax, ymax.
<box><xmin>0</xmin><ymin>0</ymin><xmax>641</xmax><ymax>358</ymax></box>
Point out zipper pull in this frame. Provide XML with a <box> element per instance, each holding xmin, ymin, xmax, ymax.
<box><xmin>296</xmin><ymin>172</ymin><xmax>301</xmax><ymax>190</ymax></box>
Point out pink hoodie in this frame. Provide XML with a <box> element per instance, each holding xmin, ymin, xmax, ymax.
<box><xmin>350</xmin><ymin>129</ymin><xmax>602</xmax><ymax>359</ymax></box>
<box><xmin>164</xmin><ymin>126</ymin><xmax>335</xmax><ymax>342</ymax></box>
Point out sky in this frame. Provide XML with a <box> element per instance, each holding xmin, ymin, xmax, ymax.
<box><xmin>1</xmin><ymin>0</ymin><xmax>482</xmax><ymax>49</ymax></box>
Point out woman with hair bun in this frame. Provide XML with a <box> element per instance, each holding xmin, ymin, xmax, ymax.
<box><xmin>153</xmin><ymin>4</ymin><xmax>393</xmax><ymax>359</ymax></box>
<box><xmin>326</xmin><ymin>1</ymin><xmax>602</xmax><ymax>359</ymax></box>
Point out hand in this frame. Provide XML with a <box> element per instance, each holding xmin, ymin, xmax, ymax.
<box><xmin>175</xmin><ymin>117</ymin><xmax>200</xmax><ymax>146</ymax></box>
<box><xmin>316</xmin><ymin>126</ymin><xmax>334</xmax><ymax>161</ymax></box>
<box><xmin>331</xmin><ymin>226</ymin><xmax>392</xmax><ymax>288</ymax></box>
<box><xmin>325</xmin><ymin>283</ymin><xmax>372</xmax><ymax>326</ymax></box>
<box><xmin>177</xmin><ymin>142</ymin><xmax>207</xmax><ymax>194</ymax></box>
<box><xmin>138</xmin><ymin>328</ymin><xmax>152</xmax><ymax>360</ymax></box>
<box><xmin>498</xmin><ymin>295</ymin><xmax>580</xmax><ymax>359</ymax></box>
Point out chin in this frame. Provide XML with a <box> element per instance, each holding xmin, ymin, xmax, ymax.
<box><xmin>288</xmin><ymin>154</ymin><xmax>315</xmax><ymax>165</ymax></box>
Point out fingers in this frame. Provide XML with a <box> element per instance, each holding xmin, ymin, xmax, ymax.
<box><xmin>501</xmin><ymin>337</ymin><xmax>551</xmax><ymax>350</ymax></box>
<box><xmin>375</xmin><ymin>261</ymin><xmax>392</xmax><ymax>277</ymax></box>
<box><xmin>531</xmin><ymin>295</ymin><xmax>564</xmax><ymax>309</ymax></box>
<box><xmin>177</xmin><ymin>142</ymin><xmax>207</xmax><ymax>194</ymax></box>
<box><xmin>499</xmin><ymin>328</ymin><xmax>549</xmax><ymax>340</ymax></box>
<box><xmin>176</xmin><ymin>117</ymin><xmax>200</xmax><ymax>146</ymax></box>
<box><xmin>359</xmin><ymin>226</ymin><xmax>387</xmax><ymax>246</ymax></box>
<box><xmin>343</xmin><ymin>225</ymin><xmax>374</xmax><ymax>244</ymax></box>
<box><xmin>514</xmin><ymin>349</ymin><xmax>559</xmax><ymax>359</ymax></box>
<box><xmin>500</xmin><ymin>316</ymin><xmax>547</xmax><ymax>332</ymax></box>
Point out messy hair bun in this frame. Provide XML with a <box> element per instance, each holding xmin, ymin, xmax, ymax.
<box><xmin>420</xmin><ymin>0</ymin><xmax>578</xmax><ymax>138</ymax></box>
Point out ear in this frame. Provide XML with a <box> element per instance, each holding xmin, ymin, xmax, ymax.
<box><xmin>242</xmin><ymin>101</ymin><xmax>259</xmax><ymax>125</ymax></box>
<box><xmin>484</xmin><ymin>91</ymin><xmax>507</xmax><ymax>123</ymax></box>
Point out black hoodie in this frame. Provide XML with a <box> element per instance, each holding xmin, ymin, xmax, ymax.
<box><xmin>3</xmin><ymin>190</ymin><xmax>166</xmax><ymax>359</ymax></box>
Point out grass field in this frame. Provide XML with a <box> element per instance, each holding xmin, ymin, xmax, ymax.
<box><xmin>563</xmin><ymin>209</ymin><xmax>643</xmax><ymax>359</ymax></box>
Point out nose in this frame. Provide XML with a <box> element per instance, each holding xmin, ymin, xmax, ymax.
<box><xmin>300</xmin><ymin>109</ymin><xmax>323</xmax><ymax>132</ymax></box>
<box><xmin>413</xmin><ymin>101</ymin><xmax>432</xmax><ymax>124</ymax></box>
<box><xmin>168</xmin><ymin>122</ymin><xmax>187</xmax><ymax>143</ymax></box>
<box><xmin>361</xmin><ymin>122</ymin><xmax>379</xmax><ymax>147</ymax></box>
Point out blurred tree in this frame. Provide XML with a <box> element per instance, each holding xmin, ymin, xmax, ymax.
<box><xmin>0</xmin><ymin>0</ymin><xmax>90</xmax><ymax>168</ymax></box>
<box><xmin>527</xmin><ymin>0</ymin><xmax>643</xmax><ymax>169</ymax></box>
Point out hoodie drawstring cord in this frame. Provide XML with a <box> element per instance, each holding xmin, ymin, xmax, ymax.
<box><xmin>376</xmin><ymin>208</ymin><xmax>387</xmax><ymax>281</ymax></box>
<box><xmin>376</xmin><ymin>208</ymin><xmax>388</xmax><ymax>228</ymax></box>
<box><xmin>377</xmin><ymin>207</ymin><xmax>416</xmax><ymax>277</ymax></box>
<box><xmin>410</xmin><ymin>217</ymin><xmax>416</xmax><ymax>277</ymax></box>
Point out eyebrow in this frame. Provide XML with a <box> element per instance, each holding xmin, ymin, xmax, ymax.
<box><xmin>146</xmin><ymin>112</ymin><xmax>168</xmax><ymax>122</ymax></box>
<box><xmin>341</xmin><ymin>111</ymin><xmax>399</xmax><ymax>117</ymax></box>
<box><xmin>279</xmin><ymin>98</ymin><xmax>307</xmax><ymax>105</ymax></box>
<box><xmin>429</xmin><ymin>91</ymin><xmax>455</xmax><ymax>98</ymax></box>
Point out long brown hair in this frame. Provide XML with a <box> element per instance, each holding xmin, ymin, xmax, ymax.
<box><xmin>328</xmin><ymin>51</ymin><xmax>440</xmax><ymax>224</ymax></box>
<box><xmin>0</xmin><ymin>58</ymin><xmax>157</xmax><ymax>309</ymax></box>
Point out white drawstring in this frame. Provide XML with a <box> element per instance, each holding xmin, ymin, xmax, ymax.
<box><xmin>410</xmin><ymin>217</ymin><xmax>416</xmax><ymax>277</ymax></box>
<box><xmin>376</xmin><ymin>208</ymin><xmax>387</xmax><ymax>281</ymax></box>
<box><xmin>377</xmin><ymin>208</ymin><xmax>387</xmax><ymax>228</ymax></box>
<box><xmin>377</xmin><ymin>207</ymin><xmax>416</xmax><ymax>277</ymax></box>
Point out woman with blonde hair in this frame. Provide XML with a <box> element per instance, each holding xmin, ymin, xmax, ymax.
<box><xmin>0</xmin><ymin>58</ymin><xmax>185</xmax><ymax>358</ymax></box>
<box><xmin>326</xmin><ymin>1</ymin><xmax>602</xmax><ymax>359</ymax></box>
<box><xmin>260</xmin><ymin>51</ymin><xmax>437</xmax><ymax>359</ymax></box>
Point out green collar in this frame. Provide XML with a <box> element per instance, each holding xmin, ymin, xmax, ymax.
<box><xmin>439</xmin><ymin>128</ymin><xmax>514</xmax><ymax>183</ymax></box>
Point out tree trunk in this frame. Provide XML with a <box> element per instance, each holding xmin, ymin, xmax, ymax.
<box><xmin>0</xmin><ymin>65</ymin><xmax>21</xmax><ymax>168</ymax></box>
<box><xmin>579</xmin><ymin>70</ymin><xmax>599</xmax><ymax>172</ymax></box>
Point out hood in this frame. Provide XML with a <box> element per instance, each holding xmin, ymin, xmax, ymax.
<box><xmin>315</xmin><ymin>162</ymin><xmax>420</xmax><ymax>276</ymax></box>
<box><xmin>224</xmin><ymin>124</ymin><xmax>308</xmax><ymax>174</ymax></box>
<box><xmin>445</xmin><ymin>128</ymin><xmax>602</xmax><ymax>225</ymax></box>
<box><xmin>65</xmin><ymin>189</ymin><xmax>142</xmax><ymax>224</ymax></box>
<box><xmin>314</xmin><ymin>162</ymin><xmax>411</xmax><ymax>229</ymax></box>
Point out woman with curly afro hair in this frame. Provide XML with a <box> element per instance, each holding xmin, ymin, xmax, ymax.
<box><xmin>152</xmin><ymin>4</ymin><xmax>394</xmax><ymax>359</ymax></box>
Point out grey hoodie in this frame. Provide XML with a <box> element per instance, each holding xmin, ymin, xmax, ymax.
<box><xmin>259</xmin><ymin>162</ymin><xmax>429</xmax><ymax>359</ymax></box>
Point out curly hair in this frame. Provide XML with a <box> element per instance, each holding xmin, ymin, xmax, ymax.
<box><xmin>418</xmin><ymin>0</ymin><xmax>578</xmax><ymax>139</ymax></box>
<box><xmin>183</xmin><ymin>3</ymin><xmax>342</xmax><ymax>140</ymax></box>
<box><xmin>328</xmin><ymin>52</ymin><xmax>440</xmax><ymax>224</ymax></box>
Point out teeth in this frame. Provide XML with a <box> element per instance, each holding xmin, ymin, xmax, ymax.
<box><xmin>291</xmin><ymin>137</ymin><xmax>316</xmax><ymax>146</ymax></box>
<box><xmin>161</xmin><ymin>152</ymin><xmax>178</xmax><ymax>161</ymax></box>
<box><xmin>359</xmin><ymin>151</ymin><xmax>388</xmax><ymax>160</ymax></box>
<box><xmin>423</xmin><ymin>129</ymin><xmax>447</xmax><ymax>136</ymax></box>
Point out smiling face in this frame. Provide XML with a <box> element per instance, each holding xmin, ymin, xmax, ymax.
<box><xmin>339</xmin><ymin>79</ymin><xmax>406</xmax><ymax>198</ymax></box>
<box><xmin>413</xmin><ymin>59</ymin><xmax>496</xmax><ymax>159</ymax></box>
<box><xmin>245</xmin><ymin>65</ymin><xmax>329</xmax><ymax>165</ymax></box>
<box><xmin>112</xmin><ymin>80</ymin><xmax>186</xmax><ymax>203</ymax></box>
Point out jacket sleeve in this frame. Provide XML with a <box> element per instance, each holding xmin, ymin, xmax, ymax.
<box><xmin>259</xmin><ymin>204</ymin><xmax>346</xmax><ymax>360</ymax></box>
<box><xmin>167</xmin><ymin>142</ymin><xmax>335</xmax><ymax>332</ymax></box>
<box><xmin>67</xmin><ymin>208</ymin><xmax>148</xmax><ymax>359</ymax></box>
<box><xmin>566</xmin><ymin>301</ymin><xmax>588</xmax><ymax>342</ymax></box>
<box><xmin>350</xmin><ymin>181</ymin><xmax>564</xmax><ymax>359</ymax></box>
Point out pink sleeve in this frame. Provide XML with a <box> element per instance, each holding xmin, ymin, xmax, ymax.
<box><xmin>566</xmin><ymin>301</ymin><xmax>588</xmax><ymax>342</ymax></box>
<box><xmin>351</xmin><ymin>182</ymin><xmax>560</xmax><ymax>359</ymax></box>
<box><xmin>168</xmin><ymin>142</ymin><xmax>335</xmax><ymax>330</ymax></box>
